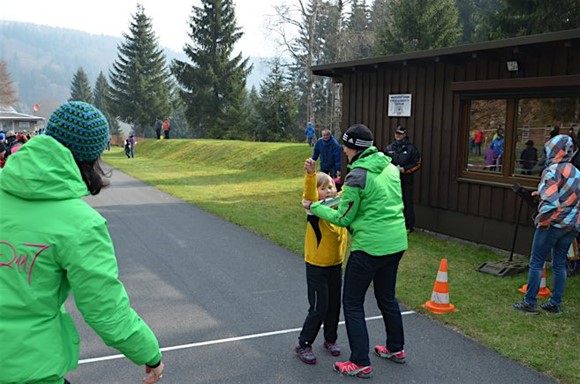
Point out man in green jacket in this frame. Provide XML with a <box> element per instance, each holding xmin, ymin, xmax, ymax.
<box><xmin>0</xmin><ymin>102</ymin><xmax>164</xmax><ymax>384</ymax></box>
<box><xmin>303</xmin><ymin>124</ymin><xmax>408</xmax><ymax>379</ymax></box>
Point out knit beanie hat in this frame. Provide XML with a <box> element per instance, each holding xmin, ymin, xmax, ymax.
<box><xmin>342</xmin><ymin>124</ymin><xmax>374</xmax><ymax>150</ymax></box>
<box><xmin>45</xmin><ymin>101</ymin><xmax>110</xmax><ymax>162</ymax></box>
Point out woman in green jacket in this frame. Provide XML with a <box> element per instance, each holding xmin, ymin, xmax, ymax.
<box><xmin>303</xmin><ymin>124</ymin><xmax>408</xmax><ymax>379</ymax></box>
<box><xmin>0</xmin><ymin>102</ymin><xmax>164</xmax><ymax>384</ymax></box>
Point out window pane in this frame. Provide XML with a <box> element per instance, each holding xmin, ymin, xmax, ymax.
<box><xmin>466</xmin><ymin>99</ymin><xmax>506</xmax><ymax>173</ymax></box>
<box><xmin>513</xmin><ymin>97</ymin><xmax>580</xmax><ymax>178</ymax></box>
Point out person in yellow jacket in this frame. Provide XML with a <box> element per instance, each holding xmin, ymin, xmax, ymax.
<box><xmin>293</xmin><ymin>158</ymin><xmax>347</xmax><ymax>365</ymax></box>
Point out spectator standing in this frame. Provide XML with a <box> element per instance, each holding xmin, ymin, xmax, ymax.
<box><xmin>154</xmin><ymin>117</ymin><xmax>162</xmax><ymax>140</ymax></box>
<box><xmin>474</xmin><ymin>128</ymin><xmax>484</xmax><ymax>156</ymax></box>
<box><xmin>304</xmin><ymin>124</ymin><xmax>408</xmax><ymax>379</ymax></box>
<box><xmin>128</xmin><ymin>134</ymin><xmax>136</xmax><ymax>158</ymax></box>
<box><xmin>0</xmin><ymin>101</ymin><xmax>164</xmax><ymax>384</ymax></box>
<box><xmin>162</xmin><ymin>117</ymin><xmax>171</xmax><ymax>139</ymax></box>
<box><xmin>383</xmin><ymin>126</ymin><xmax>421</xmax><ymax>233</ymax></box>
<box><xmin>520</xmin><ymin>140</ymin><xmax>538</xmax><ymax>175</ymax></box>
<box><xmin>305</xmin><ymin>122</ymin><xmax>316</xmax><ymax>146</ymax></box>
<box><xmin>294</xmin><ymin>158</ymin><xmax>347</xmax><ymax>365</ymax></box>
<box><xmin>312</xmin><ymin>129</ymin><xmax>342</xmax><ymax>179</ymax></box>
<box><xmin>514</xmin><ymin>134</ymin><xmax>580</xmax><ymax>315</ymax></box>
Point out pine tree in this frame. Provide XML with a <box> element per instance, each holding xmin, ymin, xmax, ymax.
<box><xmin>344</xmin><ymin>0</ymin><xmax>373</xmax><ymax>60</ymax></box>
<box><xmin>255</xmin><ymin>58</ymin><xmax>299</xmax><ymax>142</ymax></box>
<box><xmin>492</xmin><ymin>0</ymin><xmax>580</xmax><ymax>38</ymax></box>
<box><xmin>374</xmin><ymin>0</ymin><xmax>462</xmax><ymax>55</ymax></box>
<box><xmin>93</xmin><ymin>71</ymin><xmax>120</xmax><ymax>135</ymax></box>
<box><xmin>0</xmin><ymin>60</ymin><xmax>19</xmax><ymax>106</ymax></box>
<box><xmin>172</xmin><ymin>0</ymin><xmax>251</xmax><ymax>139</ymax></box>
<box><xmin>109</xmin><ymin>4</ymin><xmax>173</xmax><ymax>137</ymax></box>
<box><xmin>69</xmin><ymin>67</ymin><xmax>93</xmax><ymax>103</ymax></box>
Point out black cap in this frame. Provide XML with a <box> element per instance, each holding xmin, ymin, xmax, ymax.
<box><xmin>395</xmin><ymin>126</ymin><xmax>407</xmax><ymax>134</ymax></box>
<box><xmin>342</xmin><ymin>124</ymin><xmax>374</xmax><ymax>150</ymax></box>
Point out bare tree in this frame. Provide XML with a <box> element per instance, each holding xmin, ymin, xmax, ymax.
<box><xmin>0</xmin><ymin>61</ymin><xmax>19</xmax><ymax>107</ymax></box>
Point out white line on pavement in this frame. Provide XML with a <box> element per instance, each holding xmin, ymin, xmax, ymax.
<box><xmin>79</xmin><ymin>311</ymin><xmax>416</xmax><ymax>364</ymax></box>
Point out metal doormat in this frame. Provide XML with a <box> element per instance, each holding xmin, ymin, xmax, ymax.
<box><xmin>476</xmin><ymin>260</ymin><xmax>527</xmax><ymax>277</ymax></box>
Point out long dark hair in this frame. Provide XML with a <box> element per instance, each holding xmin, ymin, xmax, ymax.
<box><xmin>75</xmin><ymin>159</ymin><xmax>111</xmax><ymax>195</ymax></box>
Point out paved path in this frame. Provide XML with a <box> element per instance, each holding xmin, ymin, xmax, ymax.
<box><xmin>65</xmin><ymin>168</ymin><xmax>556</xmax><ymax>383</ymax></box>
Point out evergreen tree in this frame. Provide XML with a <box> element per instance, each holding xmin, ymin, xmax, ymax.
<box><xmin>109</xmin><ymin>4</ymin><xmax>173</xmax><ymax>137</ymax></box>
<box><xmin>492</xmin><ymin>0</ymin><xmax>580</xmax><ymax>38</ymax></box>
<box><xmin>255</xmin><ymin>59</ymin><xmax>299</xmax><ymax>142</ymax></box>
<box><xmin>344</xmin><ymin>0</ymin><xmax>373</xmax><ymax>60</ymax></box>
<box><xmin>93</xmin><ymin>71</ymin><xmax>120</xmax><ymax>135</ymax></box>
<box><xmin>69</xmin><ymin>67</ymin><xmax>93</xmax><ymax>103</ymax></box>
<box><xmin>374</xmin><ymin>0</ymin><xmax>462</xmax><ymax>55</ymax></box>
<box><xmin>172</xmin><ymin>0</ymin><xmax>251</xmax><ymax>139</ymax></box>
<box><xmin>0</xmin><ymin>60</ymin><xmax>19</xmax><ymax>106</ymax></box>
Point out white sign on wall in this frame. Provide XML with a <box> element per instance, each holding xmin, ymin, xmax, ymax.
<box><xmin>388</xmin><ymin>94</ymin><xmax>412</xmax><ymax>117</ymax></box>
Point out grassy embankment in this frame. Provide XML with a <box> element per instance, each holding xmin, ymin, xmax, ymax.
<box><xmin>103</xmin><ymin>139</ymin><xmax>579</xmax><ymax>384</ymax></box>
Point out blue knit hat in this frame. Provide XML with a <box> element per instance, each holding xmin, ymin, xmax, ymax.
<box><xmin>45</xmin><ymin>101</ymin><xmax>110</xmax><ymax>161</ymax></box>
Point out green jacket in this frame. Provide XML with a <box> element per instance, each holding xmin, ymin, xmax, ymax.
<box><xmin>311</xmin><ymin>146</ymin><xmax>408</xmax><ymax>256</ymax></box>
<box><xmin>0</xmin><ymin>136</ymin><xmax>161</xmax><ymax>384</ymax></box>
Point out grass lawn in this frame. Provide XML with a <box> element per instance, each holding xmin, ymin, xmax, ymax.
<box><xmin>103</xmin><ymin>139</ymin><xmax>579</xmax><ymax>384</ymax></box>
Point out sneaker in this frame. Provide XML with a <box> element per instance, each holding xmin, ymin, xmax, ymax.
<box><xmin>333</xmin><ymin>361</ymin><xmax>373</xmax><ymax>379</ymax></box>
<box><xmin>513</xmin><ymin>300</ymin><xmax>539</xmax><ymax>315</ymax></box>
<box><xmin>323</xmin><ymin>341</ymin><xmax>341</xmax><ymax>356</ymax></box>
<box><xmin>293</xmin><ymin>340</ymin><xmax>316</xmax><ymax>365</ymax></box>
<box><xmin>540</xmin><ymin>302</ymin><xmax>562</xmax><ymax>315</ymax></box>
<box><xmin>374</xmin><ymin>345</ymin><xmax>406</xmax><ymax>364</ymax></box>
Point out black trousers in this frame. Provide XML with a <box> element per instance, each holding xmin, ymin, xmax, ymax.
<box><xmin>401</xmin><ymin>179</ymin><xmax>415</xmax><ymax>231</ymax></box>
<box><xmin>299</xmin><ymin>263</ymin><xmax>342</xmax><ymax>347</ymax></box>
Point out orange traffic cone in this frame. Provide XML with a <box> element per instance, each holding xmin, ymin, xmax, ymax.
<box><xmin>422</xmin><ymin>258</ymin><xmax>458</xmax><ymax>314</ymax></box>
<box><xmin>518</xmin><ymin>263</ymin><xmax>551</xmax><ymax>298</ymax></box>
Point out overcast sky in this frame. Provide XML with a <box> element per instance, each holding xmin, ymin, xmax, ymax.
<box><xmin>2</xmin><ymin>0</ymin><xmax>286</xmax><ymax>57</ymax></box>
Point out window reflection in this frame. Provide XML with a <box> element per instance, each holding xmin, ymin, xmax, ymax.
<box><xmin>466</xmin><ymin>99</ymin><xmax>506</xmax><ymax>173</ymax></box>
<box><xmin>513</xmin><ymin>97</ymin><xmax>580</xmax><ymax>177</ymax></box>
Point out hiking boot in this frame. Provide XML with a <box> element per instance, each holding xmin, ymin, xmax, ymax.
<box><xmin>513</xmin><ymin>300</ymin><xmax>539</xmax><ymax>315</ymax></box>
<box><xmin>374</xmin><ymin>345</ymin><xmax>406</xmax><ymax>364</ymax></box>
<box><xmin>333</xmin><ymin>361</ymin><xmax>373</xmax><ymax>379</ymax></box>
<box><xmin>293</xmin><ymin>340</ymin><xmax>316</xmax><ymax>364</ymax></box>
<box><xmin>540</xmin><ymin>302</ymin><xmax>562</xmax><ymax>315</ymax></box>
<box><xmin>323</xmin><ymin>341</ymin><xmax>341</xmax><ymax>356</ymax></box>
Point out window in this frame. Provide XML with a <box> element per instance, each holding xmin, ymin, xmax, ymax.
<box><xmin>460</xmin><ymin>94</ymin><xmax>580</xmax><ymax>187</ymax></box>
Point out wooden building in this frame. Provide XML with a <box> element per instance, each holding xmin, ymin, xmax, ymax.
<box><xmin>312</xmin><ymin>29</ymin><xmax>580</xmax><ymax>254</ymax></box>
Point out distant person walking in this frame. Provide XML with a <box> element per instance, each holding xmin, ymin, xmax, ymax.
<box><xmin>0</xmin><ymin>101</ymin><xmax>164</xmax><ymax>384</ymax></box>
<box><xmin>154</xmin><ymin>117</ymin><xmax>162</xmax><ymax>140</ymax></box>
<box><xmin>304</xmin><ymin>124</ymin><xmax>408</xmax><ymax>379</ymax></box>
<box><xmin>305</xmin><ymin>122</ymin><xmax>316</xmax><ymax>147</ymax></box>
<box><xmin>162</xmin><ymin>117</ymin><xmax>171</xmax><ymax>139</ymax></box>
<box><xmin>312</xmin><ymin>129</ymin><xmax>342</xmax><ymax>179</ymax></box>
<box><xmin>128</xmin><ymin>134</ymin><xmax>136</xmax><ymax>158</ymax></box>
<box><xmin>514</xmin><ymin>135</ymin><xmax>580</xmax><ymax>315</ymax></box>
<box><xmin>384</xmin><ymin>126</ymin><xmax>421</xmax><ymax>233</ymax></box>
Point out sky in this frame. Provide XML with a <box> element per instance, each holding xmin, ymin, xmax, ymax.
<box><xmin>1</xmin><ymin>0</ymin><xmax>286</xmax><ymax>57</ymax></box>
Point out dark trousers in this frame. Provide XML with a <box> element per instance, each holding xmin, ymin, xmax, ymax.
<box><xmin>163</xmin><ymin>130</ymin><xmax>170</xmax><ymax>139</ymax></box>
<box><xmin>155</xmin><ymin>129</ymin><xmax>161</xmax><ymax>139</ymax></box>
<box><xmin>299</xmin><ymin>263</ymin><xmax>342</xmax><ymax>347</ymax></box>
<box><xmin>343</xmin><ymin>250</ymin><xmax>405</xmax><ymax>366</ymax></box>
<box><xmin>401</xmin><ymin>179</ymin><xmax>415</xmax><ymax>230</ymax></box>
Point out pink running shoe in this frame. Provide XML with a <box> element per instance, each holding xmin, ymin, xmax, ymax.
<box><xmin>333</xmin><ymin>360</ymin><xmax>373</xmax><ymax>379</ymax></box>
<box><xmin>374</xmin><ymin>345</ymin><xmax>406</xmax><ymax>364</ymax></box>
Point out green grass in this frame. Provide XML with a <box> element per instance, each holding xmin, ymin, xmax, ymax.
<box><xmin>103</xmin><ymin>139</ymin><xmax>580</xmax><ymax>384</ymax></box>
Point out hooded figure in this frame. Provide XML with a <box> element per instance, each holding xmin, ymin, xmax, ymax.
<box><xmin>514</xmin><ymin>134</ymin><xmax>580</xmax><ymax>315</ymax></box>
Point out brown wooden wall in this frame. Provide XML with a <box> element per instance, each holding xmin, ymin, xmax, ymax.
<box><xmin>336</xmin><ymin>37</ymin><xmax>580</xmax><ymax>253</ymax></box>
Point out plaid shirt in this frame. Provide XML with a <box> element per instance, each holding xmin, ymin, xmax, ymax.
<box><xmin>535</xmin><ymin>135</ymin><xmax>580</xmax><ymax>231</ymax></box>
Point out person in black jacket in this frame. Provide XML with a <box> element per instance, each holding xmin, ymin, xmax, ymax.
<box><xmin>520</xmin><ymin>140</ymin><xmax>538</xmax><ymax>175</ymax></box>
<box><xmin>384</xmin><ymin>126</ymin><xmax>421</xmax><ymax>233</ymax></box>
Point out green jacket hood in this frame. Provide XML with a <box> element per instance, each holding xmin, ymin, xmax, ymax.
<box><xmin>348</xmin><ymin>146</ymin><xmax>391</xmax><ymax>173</ymax></box>
<box><xmin>0</xmin><ymin>135</ymin><xmax>88</xmax><ymax>200</ymax></box>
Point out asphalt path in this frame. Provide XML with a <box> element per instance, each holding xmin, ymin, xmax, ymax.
<box><xmin>64</xmin><ymin>167</ymin><xmax>557</xmax><ymax>383</ymax></box>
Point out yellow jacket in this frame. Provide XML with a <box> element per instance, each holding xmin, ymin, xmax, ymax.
<box><xmin>303</xmin><ymin>173</ymin><xmax>347</xmax><ymax>266</ymax></box>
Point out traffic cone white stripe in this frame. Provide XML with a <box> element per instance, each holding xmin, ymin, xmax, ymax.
<box><xmin>436</xmin><ymin>271</ymin><xmax>448</xmax><ymax>281</ymax></box>
<box><xmin>431</xmin><ymin>292</ymin><xmax>450</xmax><ymax>304</ymax></box>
